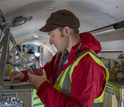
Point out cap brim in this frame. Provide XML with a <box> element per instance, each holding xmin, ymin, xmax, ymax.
<box><xmin>39</xmin><ymin>24</ymin><xmax>57</xmax><ymax>32</ymax></box>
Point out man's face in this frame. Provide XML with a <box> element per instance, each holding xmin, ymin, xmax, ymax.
<box><xmin>48</xmin><ymin>28</ymin><xmax>69</xmax><ymax>52</ymax></box>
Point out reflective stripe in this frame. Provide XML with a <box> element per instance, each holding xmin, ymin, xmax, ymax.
<box><xmin>92</xmin><ymin>103</ymin><xmax>103</xmax><ymax>107</ymax></box>
<box><xmin>77</xmin><ymin>50</ymin><xmax>99</xmax><ymax>59</ymax></box>
<box><xmin>33</xmin><ymin>103</ymin><xmax>44</xmax><ymax>107</ymax></box>
<box><xmin>62</xmin><ymin>64</ymin><xmax>73</xmax><ymax>96</ymax></box>
<box><xmin>34</xmin><ymin>97</ymin><xmax>40</xmax><ymax>100</ymax></box>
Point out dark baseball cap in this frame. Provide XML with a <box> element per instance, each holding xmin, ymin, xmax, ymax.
<box><xmin>39</xmin><ymin>9</ymin><xmax>80</xmax><ymax>32</ymax></box>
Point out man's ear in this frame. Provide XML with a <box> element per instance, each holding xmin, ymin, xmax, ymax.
<box><xmin>63</xmin><ymin>26</ymin><xmax>72</xmax><ymax>35</ymax></box>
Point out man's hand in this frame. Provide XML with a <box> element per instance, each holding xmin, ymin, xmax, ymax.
<box><xmin>9</xmin><ymin>71</ymin><xmax>25</xmax><ymax>83</ymax></box>
<box><xmin>27</xmin><ymin>69</ymin><xmax>48</xmax><ymax>89</ymax></box>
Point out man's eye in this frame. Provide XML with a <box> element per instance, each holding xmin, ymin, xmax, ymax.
<box><xmin>52</xmin><ymin>35</ymin><xmax>54</xmax><ymax>37</ymax></box>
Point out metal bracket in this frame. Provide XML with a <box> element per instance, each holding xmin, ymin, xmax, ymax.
<box><xmin>0</xmin><ymin>29</ymin><xmax>10</xmax><ymax>86</ymax></box>
<box><xmin>0</xmin><ymin>86</ymin><xmax>2</xmax><ymax>106</ymax></box>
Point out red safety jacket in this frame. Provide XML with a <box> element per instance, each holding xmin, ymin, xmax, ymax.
<box><xmin>22</xmin><ymin>32</ymin><xmax>106</xmax><ymax>107</ymax></box>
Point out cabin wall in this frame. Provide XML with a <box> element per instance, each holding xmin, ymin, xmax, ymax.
<box><xmin>94</xmin><ymin>28</ymin><xmax>124</xmax><ymax>59</ymax></box>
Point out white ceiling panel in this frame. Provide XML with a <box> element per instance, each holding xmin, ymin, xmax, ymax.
<box><xmin>0</xmin><ymin>0</ymin><xmax>124</xmax><ymax>54</ymax></box>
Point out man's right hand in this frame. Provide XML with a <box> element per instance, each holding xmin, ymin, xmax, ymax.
<box><xmin>9</xmin><ymin>71</ymin><xmax>25</xmax><ymax>83</ymax></box>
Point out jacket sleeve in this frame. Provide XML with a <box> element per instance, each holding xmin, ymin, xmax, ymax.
<box><xmin>21</xmin><ymin>69</ymin><xmax>28</xmax><ymax>81</ymax></box>
<box><xmin>36</xmin><ymin>54</ymin><xmax>106</xmax><ymax>107</ymax></box>
<box><xmin>43</xmin><ymin>53</ymin><xmax>59</xmax><ymax>81</ymax></box>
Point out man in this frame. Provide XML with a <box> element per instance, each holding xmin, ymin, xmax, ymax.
<box><xmin>10</xmin><ymin>9</ymin><xmax>109</xmax><ymax>107</ymax></box>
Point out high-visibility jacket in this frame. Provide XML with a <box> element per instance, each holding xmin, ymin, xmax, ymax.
<box><xmin>33</xmin><ymin>89</ymin><xmax>44</xmax><ymax>107</ymax></box>
<box><xmin>54</xmin><ymin>50</ymin><xmax>109</xmax><ymax>107</ymax></box>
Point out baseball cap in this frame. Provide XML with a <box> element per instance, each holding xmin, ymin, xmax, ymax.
<box><xmin>39</xmin><ymin>9</ymin><xmax>80</xmax><ymax>32</ymax></box>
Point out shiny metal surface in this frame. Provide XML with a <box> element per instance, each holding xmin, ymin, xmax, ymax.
<box><xmin>0</xmin><ymin>29</ymin><xmax>10</xmax><ymax>86</ymax></box>
<box><xmin>108</xmin><ymin>80</ymin><xmax>124</xmax><ymax>102</ymax></box>
<box><xmin>0</xmin><ymin>81</ymin><xmax>34</xmax><ymax>107</ymax></box>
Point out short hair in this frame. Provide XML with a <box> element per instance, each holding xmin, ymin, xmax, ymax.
<box><xmin>58</xmin><ymin>26</ymin><xmax>79</xmax><ymax>34</ymax></box>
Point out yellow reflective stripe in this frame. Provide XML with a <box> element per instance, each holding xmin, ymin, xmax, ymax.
<box><xmin>94</xmin><ymin>91</ymin><xmax>105</xmax><ymax>103</ymax></box>
<box><xmin>33</xmin><ymin>98</ymin><xmax>42</xmax><ymax>104</ymax></box>
<box><xmin>54</xmin><ymin>66</ymin><xmax>70</xmax><ymax>92</ymax></box>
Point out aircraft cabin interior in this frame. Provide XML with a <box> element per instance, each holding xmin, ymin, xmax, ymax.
<box><xmin>0</xmin><ymin>0</ymin><xmax>124</xmax><ymax>107</ymax></box>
